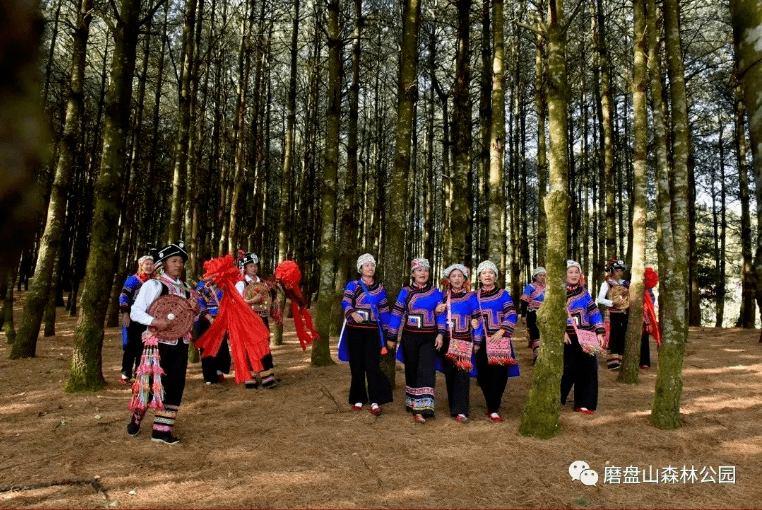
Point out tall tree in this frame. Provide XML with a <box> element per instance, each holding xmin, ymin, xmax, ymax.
<box><xmin>729</xmin><ymin>0</ymin><xmax>762</xmax><ymax>335</ymax></box>
<box><xmin>313</xmin><ymin>0</ymin><xmax>341</xmax><ymax>366</ymax></box>
<box><xmin>650</xmin><ymin>0</ymin><xmax>691</xmax><ymax>430</ymax></box>
<box><xmin>488</xmin><ymin>0</ymin><xmax>505</xmax><ymax>264</ymax></box>
<box><xmin>451</xmin><ymin>0</ymin><xmax>472</xmax><ymax>265</ymax></box>
<box><xmin>383</xmin><ymin>0</ymin><xmax>422</xmax><ymax>384</ymax></box>
<box><xmin>11</xmin><ymin>0</ymin><xmax>93</xmax><ymax>359</ymax></box>
<box><xmin>734</xmin><ymin>83</ymin><xmax>755</xmax><ymax>328</ymax></box>
<box><xmin>519</xmin><ymin>0</ymin><xmax>571</xmax><ymax>439</ymax></box>
<box><xmin>618</xmin><ymin>0</ymin><xmax>647</xmax><ymax>384</ymax></box>
<box><xmin>65</xmin><ymin>0</ymin><xmax>150</xmax><ymax>391</ymax></box>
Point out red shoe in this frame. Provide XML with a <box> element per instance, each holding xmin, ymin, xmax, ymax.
<box><xmin>454</xmin><ymin>414</ymin><xmax>468</xmax><ymax>423</ymax></box>
<box><xmin>352</xmin><ymin>403</ymin><xmax>363</xmax><ymax>411</ymax></box>
<box><xmin>217</xmin><ymin>373</ymin><xmax>226</xmax><ymax>383</ymax></box>
<box><xmin>574</xmin><ymin>407</ymin><xmax>595</xmax><ymax>415</ymax></box>
<box><xmin>640</xmin><ymin>365</ymin><xmax>650</xmax><ymax>370</ymax></box>
<box><xmin>369</xmin><ymin>404</ymin><xmax>382</xmax><ymax>416</ymax></box>
<box><xmin>414</xmin><ymin>414</ymin><xmax>426</xmax><ymax>423</ymax></box>
<box><xmin>488</xmin><ymin>412</ymin><xmax>503</xmax><ymax>423</ymax></box>
<box><xmin>119</xmin><ymin>375</ymin><xmax>129</xmax><ymax>386</ymax></box>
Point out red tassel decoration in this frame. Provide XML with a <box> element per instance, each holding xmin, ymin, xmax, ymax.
<box><xmin>196</xmin><ymin>255</ymin><xmax>272</xmax><ymax>384</ymax></box>
<box><xmin>275</xmin><ymin>260</ymin><xmax>319</xmax><ymax>351</ymax></box>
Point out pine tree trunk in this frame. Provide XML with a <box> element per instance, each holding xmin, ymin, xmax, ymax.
<box><xmin>488</xmin><ymin>0</ymin><xmax>505</xmax><ymax>265</ymax></box>
<box><xmin>382</xmin><ymin>0</ymin><xmax>421</xmax><ymax>385</ymax></box>
<box><xmin>313</xmin><ymin>0</ymin><xmax>341</xmax><ymax>367</ymax></box>
<box><xmin>66</xmin><ymin>0</ymin><xmax>142</xmax><ymax>392</ymax></box>
<box><xmin>729</xmin><ymin>0</ymin><xmax>762</xmax><ymax>333</ymax></box>
<box><xmin>534</xmin><ymin>18</ymin><xmax>547</xmax><ymax>266</ymax></box>
<box><xmin>519</xmin><ymin>0</ymin><xmax>570</xmax><ymax>439</ymax></box>
<box><xmin>650</xmin><ymin>0</ymin><xmax>690</xmax><ymax>430</ymax></box>
<box><xmin>734</xmin><ymin>84</ymin><xmax>755</xmax><ymax>327</ymax></box>
<box><xmin>11</xmin><ymin>0</ymin><xmax>93</xmax><ymax>359</ymax></box>
<box><xmin>619</xmin><ymin>0</ymin><xmax>647</xmax><ymax>384</ymax></box>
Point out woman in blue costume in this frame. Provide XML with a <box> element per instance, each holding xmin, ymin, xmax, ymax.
<box><xmin>195</xmin><ymin>280</ymin><xmax>230</xmax><ymax>385</ymax></box>
<box><xmin>435</xmin><ymin>264</ymin><xmax>484</xmax><ymax>423</ymax></box>
<box><xmin>119</xmin><ymin>253</ymin><xmax>154</xmax><ymax>384</ymax></box>
<box><xmin>474</xmin><ymin>260</ymin><xmax>519</xmax><ymax>423</ymax></box>
<box><xmin>387</xmin><ymin>258</ymin><xmax>445</xmax><ymax>423</ymax></box>
<box><xmin>338</xmin><ymin>253</ymin><xmax>393</xmax><ymax>415</ymax></box>
<box><xmin>562</xmin><ymin>260</ymin><xmax>606</xmax><ymax>414</ymax></box>
<box><xmin>520</xmin><ymin>266</ymin><xmax>546</xmax><ymax>364</ymax></box>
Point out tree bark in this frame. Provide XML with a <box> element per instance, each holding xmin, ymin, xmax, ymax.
<box><xmin>650</xmin><ymin>0</ymin><xmax>690</xmax><ymax>430</ymax></box>
<box><xmin>519</xmin><ymin>0</ymin><xmax>570</xmax><ymax>439</ymax></box>
<box><xmin>618</xmin><ymin>0</ymin><xmax>647</xmax><ymax>384</ymax></box>
<box><xmin>733</xmin><ymin>83</ymin><xmax>755</xmax><ymax>328</ymax></box>
<box><xmin>66</xmin><ymin>0</ymin><xmax>143</xmax><ymax>392</ymax></box>
<box><xmin>488</xmin><ymin>0</ymin><xmax>505</xmax><ymax>264</ymax></box>
<box><xmin>313</xmin><ymin>0</ymin><xmax>341</xmax><ymax>367</ymax></box>
<box><xmin>12</xmin><ymin>0</ymin><xmax>93</xmax><ymax>359</ymax></box>
<box><xmin>729</xmin><ymin>0</ymin><xmax>762</xmax><ymax>334</ymax></box>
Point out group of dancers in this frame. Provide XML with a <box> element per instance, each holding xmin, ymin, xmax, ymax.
<box><xmin>117</xmin><ymin>240</ymin><xmax>659</xmax><ymax>443</ymax></box>
<box><xmin>341</xmin><ymin>253</ymin><xmax>660</xmax><ymax>420</ymax></box>
<box><xmin>118</xmin><ymin>241</ymin><xmax>316</xmax><ymax>444</ymax></box>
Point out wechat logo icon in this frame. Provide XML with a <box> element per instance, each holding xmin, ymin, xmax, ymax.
<box><xmin>569</xmin><ymin>460</ymin><xmax>599</xmax><ymax>486</ymax></box>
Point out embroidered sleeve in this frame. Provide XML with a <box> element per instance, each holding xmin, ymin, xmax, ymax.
<box><xmin>519</xmin><ymin>284</ymin><xmax>533</xmax><ymax>303</ymax></box>
<box><xmin>378</xmin><ymin>287</ymin><xmax>391</xmax><ymax>334</ymax></box>
<box><xmin>342</xmin><ymin>281</ymin><xmax>358</xmax><ymax>318</ymax></box>
<box><xmin>119</xmin><ymin>275</ymin><xmax>139</xmax><ymax>313</ymax></box>
<box><xmin>435</xmin><ymin>290</ymin><xmax>447</xmax><ymax>335</ymax></box>
<box><xmin>500</xmin><ymin>292</ymin><xmax>517</xmax><ymax>335</ymax></box>
<box><xmin>470</xmin><ymin>294</ymin><xmax>485</xmax><ymax>345</ymax></box>
<box><xmin>586</xmin><ymin>294</ymin><xmax>606</xmax><ymax>334</ymax></box>
<box><xmin>387</xmin><ymin>287</ymin><xmax>409</xmax><ymax>337</ymax></box>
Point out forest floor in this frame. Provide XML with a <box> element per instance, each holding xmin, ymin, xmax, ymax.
<box><xmin>1</xmin><ymin>289</ymin><xmax>761</xmax><ymax>509</ymax></box>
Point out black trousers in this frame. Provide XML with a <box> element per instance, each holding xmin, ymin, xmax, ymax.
<box><xmin>560</xmin><ymin>337</ymin><xmax>598</xmax><ymax>410</ymax></box>
<box><xmin>475</xmin><ymin>347</ymin><xmax>509</xmax><ymax>414</ymax></box>
<box><xmin>640</xmin><ymin>332</ymin><xmax>651</xmax><ymax>367</ymax></box>
<box><xmin>121</xmin><ymin>321</ymin><xmax>146</xmax><ymax>379</ymax></box>
<box><xmin>440</xmin><ymin>357</ymin><xmax>471</xmax><ymax>416</ymax></box>
<box><xmin>526</xmin><ymin>310</ymin><xmax>540</xmax><ymax>340</ymax></box>
<box><xmin>401</xmin><ymin>330</ymin><xmax>437</xmax><ymax>417</ymax></box>
<box><xmin>608</xmin><ymin>312</ymin><xmax>628</xmax><ymax>356</ymax></box>
<box><xmin>346</xmin><ymin>326</ymin><xmax>392</xmax><ymax>405</ymax></box>
<box><xmin>197</xmin><ymin>318</ymin><xmax>231</xmax><ymax>383</ymax></box>
<box><xmin>158</xmin><ymin>341</ymin><xmax>190</xmax><ymax>407</ymax></box>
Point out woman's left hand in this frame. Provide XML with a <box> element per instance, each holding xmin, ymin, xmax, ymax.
<box><xmin>435</xmin><ymin>303</ymin><xmax>446</xmax><ymax>314</ymax></box>
<box><xmin>435</xmin><ymin>334</ymin><xmax>443</xmax><ymax>349</ymax></box>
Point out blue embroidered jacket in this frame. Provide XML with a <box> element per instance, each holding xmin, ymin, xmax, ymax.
<box><xmin>520</xmin><ymin>282</ymin><xmax>545</xmax><ymax>316</ymax></box>
<box><xmin>196</xmin><ymin>281</ymin><xmax>223</xmax><ymax>318</ymax></box>
<box><xmin>389</xmin><ymin>284</ymin><xmax>446</xmax><ymax>336</ymax></box>
<box><xmin>475</xmin><ymin>287</ymin><xmax>517</xmax><ymax>338</ymax></box>
<box><xmin>119</xmin><ymin>274</ymin><xmax>145</xmax><ymax>314</ymax></box>
<box><xmin>566</xmin><ymin>285</ymin><xmax>605</xmax><ymax>335</ymax></box>
<box><xmin>443</xmin><ymin>290</ymin><xmax>485</xmax><ymax>345</ymax></box>
<box><xmin>341</xmin><ymin>280</ymin><xmax>391</xmax><ymax>332</ymax></box>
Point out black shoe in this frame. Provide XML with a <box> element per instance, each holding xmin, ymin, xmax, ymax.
<box><xmin>244</xmin><ymin>380</ymin><xmax>259</xmax><ymax>389</ymax></box>
<box><xmin>262</xmin><ymin>379</ymin><xmax>278</xmax><ymax>389</ymax></box>
<box><xmin>151</xmin><ymin>431</ymin><xmax>180</xmax><ymax>445</ymax></box>
<box><xmin>127</xmin><ymin>418</ymin><xmax>140</xmax><ymax>437</ymax></box>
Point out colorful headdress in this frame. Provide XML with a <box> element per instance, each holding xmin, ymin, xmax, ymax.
<box><xmin>443</xmin><ymin>264</ymin><xmax>469</xmax><ymax>280</ymax></box>
<box><xmin>410</xmin><ymin>258</ymin><xmax>430</xmax><ymax>273</ymax></box>
<box><xmin>605</xmin><ymin>258</ymin><xmax>626</xmax><ymax>272</ymax></box>
<box><xmin>476</xmin><ymin>260</ymin><xmax>499</xmax><ymax>278</ymax></box>
<box><xmin>240</xmin><ymin>252</ymin><xmax>259</xmax><ymax>267</ymax></box>
<box><xmin>356</xmin><ymin>253</ymin><xmax>376</xmax><ymax>273</ymax></box>
<box><xmin>155</xmin><ymin>241</ymin><xmax>188</xmax><ymax>263</ymax></box>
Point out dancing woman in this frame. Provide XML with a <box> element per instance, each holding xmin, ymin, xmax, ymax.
<box><xmin>474</xmin><ymin>261</ymin><xmax>519</xmax><ymax>422</ymax></box>
<box><xmin>387</xmin><ymin>258</ymin><xmax>445</xmax><ymax>423</ymax></box>
<box><xmin>339</xmin><ymin>253</ymin><xmax>393</xmax><ymax>415</ymax></box>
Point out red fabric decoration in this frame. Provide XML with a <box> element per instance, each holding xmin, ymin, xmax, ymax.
<box><xmin>644</xmin><ymin>267</ymin><xmax>659</xmax><ymax>289</ymax></box>
<box><xmin>274</xmin><ymin>260</ymin><xmax>319</xmax><ymax>350</ymax></box>
<box><xmin>195</xmin><ymin>254</ymin><xmax>271</xmax><ymax>384</ymax></box>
